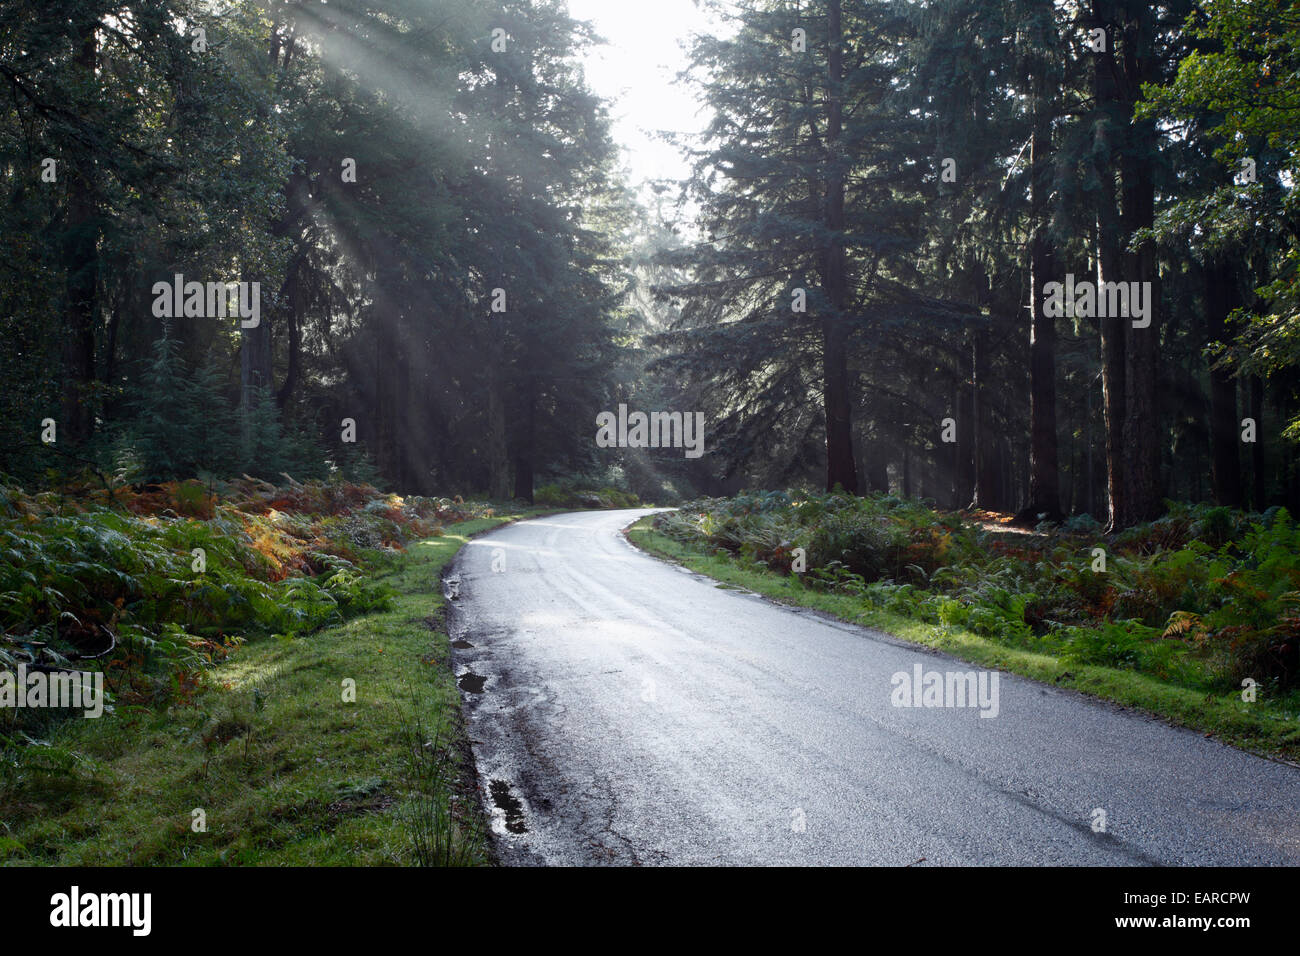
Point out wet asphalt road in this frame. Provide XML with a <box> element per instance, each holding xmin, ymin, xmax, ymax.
<box><xmin>447</xmin><ymin>509</ymin><xmax>1300</xmax><ymax>866</ymax></box>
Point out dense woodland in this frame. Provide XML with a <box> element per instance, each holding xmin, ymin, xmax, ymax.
<box><xmin>2</xmin><ymin>0</ymin><xmax>634</xmax><ymax>501</ymax></box>
<box><xmin>652</xmin><ymin>0</ymin><xmax>1300</xmax><ymax>528</ymax></box>
<box><xmin>2</xmin><ymin>0</ymin><xmax>1299</xmax><ymax>528</ymax></box>
<box><xmin>4</xmin><ymin>0</ymin><xmax>1300</xmax><ymax>866</ymax></box>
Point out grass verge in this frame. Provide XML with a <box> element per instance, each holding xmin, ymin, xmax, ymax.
<box><xmin>626</xmin><ymin>516</ymin><xmax>1300</xmax><ymax>763</ymax></box>
<box><xmin>0</xmin><ymin>512</ymin><xmax>533</xmax><ymax>865</ymax></box>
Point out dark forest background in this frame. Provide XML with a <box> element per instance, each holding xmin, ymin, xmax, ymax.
<box><xmin>3</xmin><ymin>0</ymin><xmax>1299</xmax><ymax>529</ymax></box>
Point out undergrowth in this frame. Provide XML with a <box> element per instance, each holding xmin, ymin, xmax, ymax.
<box><xmin>0</xmin><ymin>476</ymin><xmax>491</xmax><ymax>740</ymax></box>
<box><xmin>655</xmin><ymin>492</ymin><xmax>1300</xmax><ymax>705</ymax></box>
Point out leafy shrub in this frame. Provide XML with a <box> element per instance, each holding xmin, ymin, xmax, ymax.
<box><xmin>535</xmin><ymin>483</ymin><xmax>640</xmax><ymax>509</ymax></box>
<box><xmin>1061</xmin><ymin>622</ymin><xmax>1155</xmax><ymax>669</ymax></box>
<box><xmin>656</xmin><ymin>493</ymin><xmax>1300</xmax><ymax>694</ymax></box>
<box><xmin>0</xmin><ymin>478</ymin><xmax>485</xmax><ymax>733</ymax></box>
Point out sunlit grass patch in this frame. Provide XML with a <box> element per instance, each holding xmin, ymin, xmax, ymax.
<box><xmin>0</xmin><ymin>511</ymin><xmax>535</xmax><ymax>866</ymax></box>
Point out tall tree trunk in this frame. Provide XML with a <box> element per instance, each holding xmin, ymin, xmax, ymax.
<box><xmin>1093</xmin><ymin>0</ymin><xmax>1128</xmax><ymax>529</ymax></box>
<box><xmin>276</xmin><ymin>264</ymin><xmax>301</xmax><ymax>409</ymax></box>
<box><xmin>1120</xmin><ymin>135</ymin><xmax>1161</xmax><ymax>524</ymax></box>
<box><xmin>372</xmin><ymin>317</ymin><xmax>396</xmax><ymax>482</ymax></box>
<box><xmin>970</xmin><ymin>328</ymin><xmax>998</xmax><ymax>509</ymax></box>
<box><xmin>512</xmin><ymin>376</ymin><xmax>536</xmax><ymax>502</ymax></box>
<box><xmin>60</xmin><ymin>28</ymin><xmax>99</xmax><ymax>446</ymax></box>
<box><xmin>103</xmin><ymin>298</ymin><xmax>120</xmax><ymax>390</ymax></box>
<box><xmin>1206</xmin><ymin>260</ymin><xmax>1243</xmax><ymax>506</ymax></box>
<box><xmin>820</xmin><ymin>0</ymin><xmax>859</xmax><ymax>494</ymax></box>
<box><xmin>955</xmin><ymin>352</ymin><xmax>975</xmax><ymax>509</ymax></box>
<box><xmin>1023</xmin><ymin>119</ymin><xmax>1062</xmax><ymax>518</ymax></box>
<box><xmin>865</xmin><ymin>434</ymin><xmax>890</xmax><ymax>492</ymax></box>
<box><xmin>392</xmin><ymin>323</ymin><xmax>411</xmax><ymax>490</ymax></box>
<box><xmin>1105</xmin><ymin>0</ymin><xmax>1163</xmax><ymax>525</ymax></box>
<box><xmin>1284</xmin><ymin>447</ymin><xmax>1294</xmax><ymax>520</ymax></box>
<box><xmin>240</xmin><ymin>298</ymin><xmax>273</xmax><ymax>405</ymax></box>
<box><xmin>1020</xmin><ymin>16</ymin><xmax>1062</xmax><ymax>522</ymax></box>
<box><xmin>484</xmin><ymin>361</ymin><xmax>512</xmax><ymax>500</ymax></box>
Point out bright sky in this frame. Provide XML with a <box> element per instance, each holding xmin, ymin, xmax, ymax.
<box><xmin>566</xmin><ymin>0</ymin><xmax>728</xmax><ymax>203</ymax></box>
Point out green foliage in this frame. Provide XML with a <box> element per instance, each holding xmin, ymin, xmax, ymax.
<box><xmin>0</xmin><ymin>0</ymin><xmax>629</xmax><ymax>499</ymax></box>
<box><xmin>534</xmin><ymin>483</ymin><xmax>641</xmax><ymax>509</ymax></box>
<box><xmin>0</xmin><ymin>478</ymin><xmax>491</xmax><ymax>748</ymax></box>
<box><xmin>0</xmin><ymin>512</ymin><xmax>516</xmax><ymax>865</ymax></box>
<box><xmin>659</xmin><ymin>493</ymin><xmax>1300</xmax><ymax>694</ymax></box>
<box><xmin>1140</xmin><ymin>0</ymin><xmax>1300</xmax><ymax>440</ymax></box>
<box><xmin>121</xmin><ymin>336</ymin><xmax>236</xmax><ymax>483</ymax></box>
<box><xmin>117</xmin><ymin>338</ymin><xmax>329</xmax><ymax>486</ymax></box>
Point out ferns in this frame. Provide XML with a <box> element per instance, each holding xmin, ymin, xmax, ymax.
<box><xmin>533</xmin><ymin>483</ymin><xmax>642</xmax><ymax>508</ymax></box>
<box><xmin>0</xmin><ymin>479</ymin><xmax>484</xmax><ymax>724</ymax></box>
<box><xmin>659</xmin><ymin>493</ymin><xmax>1300</xmax><ymax>693</ymax></box>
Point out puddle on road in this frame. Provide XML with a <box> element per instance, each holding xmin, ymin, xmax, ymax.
<box><xmin>489</xmin><ymin>779</ymin><xmax>528</xmax><ymax>833</ymax></box>
<box><xmin>458</xmin><ymin>671</ymin><xmax>487</xmax><ymax>693</ymax></box>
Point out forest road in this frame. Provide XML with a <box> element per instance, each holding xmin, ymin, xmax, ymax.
<box><xmin>447</xmin><ymin>508</ymin><xmax>1300</xmax><ymax>866</ymax></box>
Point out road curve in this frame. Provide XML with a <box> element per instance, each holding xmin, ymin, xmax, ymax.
<box><xmin>447</xmin><ymin>509</ymin><xmax>1300</xmax><ymax>866</ymax></box>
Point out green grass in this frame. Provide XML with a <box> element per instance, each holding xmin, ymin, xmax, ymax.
<box><xmin>0</xmin><ymin>512</ymin><xmax>534</xmax><ymax>866</ymax></box>
<box><xmin>626</xmin><ymin>517</ymin><xmax>1300</xmax><ymax>762</ymax></box>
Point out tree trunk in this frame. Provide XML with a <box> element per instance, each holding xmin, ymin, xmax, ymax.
<box><xmin>954</xmin><ymin>353</ymin><xmax>974</xmax><ymax>509</ymax></box>
<box><xmin>1022</xmin><ymin>89</ymin><xmax>1062</xmax><ymax>521</ymax></box>
<box><xmin>60</xmin><ymin>28</ymin><xmax>99</xmax><ymax>446</ymax></box>
<box><xmin>372</xmin><ymin>318</ymin><xmax>396</xmax><ymax>482</ymax></box>
<box><xmin>1019</xmin><ymin>150</ymin><xmax>1060</xmax><ymax>520</ymax></box>
<box><xmin>484</xmin><ymin>361</ymin><xmax>512</xmax><ymax>500</ymax></box>
<box><xmin>820</xmin><ymin>0</ymin><xmax>859</xmax><ymax>495</ymax></box>
<box><xmin>1102</xmin><ymin>0</ymin><xmax>1163</xmax><ymax>526</ymax></box>
<box><xmin>970</xmin><ymin>328</ymin><xmax>998</xmax><ymax>509</ymax></box>
<box><xmin>276</xmin><ymin>264</ymin><xmax>301</xmax><ymax>409</ymax></box>
<box><xmin>1120</xmin><ymin>143</ymin><xmax>1161</xmax><ymax>524</ymax></box>
<box><xmin>1093</xmin><ymin>0</ymin><xmax>1128</xmax><ymax>529</ymax></box>
<box><xmin>865</xmin><ymin>434</ymin><xmax>890</xmax><ymax>493</ymax></box>
<box><xmin>240</xmin><ymin>303</ymin><xmax>274</xmax><ymax>403</ymax></box>
<box><xmin>512</xmin><ymin>377</ymin><xmax>536</xmax><ymax>502</ymax></box>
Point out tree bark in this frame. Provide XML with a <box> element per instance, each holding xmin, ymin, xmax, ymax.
<box><xmin>864</xmin><ymin>434</ymin><xmax>890</xmax><ymax>493</ymax></box>
<box><xmin>276</xmin><ymin>264</ymin><xmax>301</xmax><ymax>409</ymax></box>
<box><xmin>970</xmin><ymin>328</ymin><xmax>998</xmax><ymax>509</ymax></box>
<box><xmin>820</xmin><ymin>0</ymin><xmax>859</xmax><ymax>495</ymax></box>
<box><xmin>484</xmin><ymin>360</ymin><xmax>512</xmax><ymax>500</ymax></box>
<box><xmin>954</xmin><ymin>351</ymin><xmax>975</xmax><ymax>509</ymax></box>
<box><xmin>60</xmin><ymin>27</ymin><xmax>99</xmax><ymax>446</ymax></box>
<box><xmin>512</xmin><ymin>376</ymin><xmax>536</xmax><ymax>502</ymax></box>
<box><xmin>1023</xmin><ymin>111</ymin><xmax>1062</xmax><ymax>519</ymax></box>
<box><xmin>1019</xmin><ymin>11</ymin><xmax>1062</xmax><ymax>522</ymax></box>
<box><xmin>1092</xmin><ymin>0</ymin><xmax>1128</xmax><ymax>529</ymax></box>
<box><xmin>1120</xmin><ymin>134</ymin><xmax>1161</xmax><ymax>524</ymax></box>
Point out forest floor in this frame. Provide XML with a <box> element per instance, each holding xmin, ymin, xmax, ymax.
<box><xmin>968</xmin><ymin>509</ymin><xmax>1039</xmax><ymax>536</ymax></box>
<box><xmin>0</xmin><ymin>509</ymin><xmax>547</xmax><ymax>865</ymax></box>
